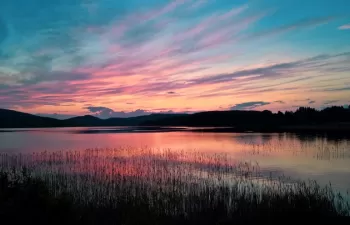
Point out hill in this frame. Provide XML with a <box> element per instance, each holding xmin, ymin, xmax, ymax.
<box><xmin>0</xmin><ymin>109</ymin><xmax>184</xmax><ymax>128</ymax></box>
<box><xmin>141</xmin><ymin>110</ymin><xmax>279</xmax><ymax>128</ymax></box>
<box><xmin>0</xmin><ymin>108</ymin><xmax>62</xmax><ymax>128</ymax></box>
<box><xmin>64</xmin><ymin>115</ymin><xmax>104</xmax><ymax>127</ymax></box>
<box><xmin>106</xmin><ymin>114</ymin><xmax>186</xmax><ymax>126</ymax></box>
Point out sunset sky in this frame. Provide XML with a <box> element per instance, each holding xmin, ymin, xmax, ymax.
<box><xmin>0</xmin><ymin>0</ymin><xmax>349</xmax><ymax>118</ymax></box>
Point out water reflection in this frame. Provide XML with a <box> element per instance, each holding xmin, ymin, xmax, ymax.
<box><xmin>0</xmin><ymin>127</ymin><xmax>349</xmax><ymax>192</ymax></box>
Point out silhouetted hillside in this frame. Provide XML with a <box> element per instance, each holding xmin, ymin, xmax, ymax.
<box><xmin>141</xmin><ymin>110</ymin><xmax>279</xmax><ymax>128</ymax></box>
<box><xmin>106</xmin><ymin>114</ymin><xmax>186</xmax><ymax>126</ymax></box>
<box><xmin>1</xmin><ymin>107</ymin><xmax>349</xmax><ymax>131</ymax></box>
<box><xmin>63</xmin><ymin>114</ymin><xmax>186</xmax><ymax>127</ymax></box>
<box><xmin>0</xmin><ymin>108</ymin><xmax>61</xmax><ymax>128</ymax></box>
<box><xmin>64</xmin><ymin>115</ymin><xmax>103</xmax><ymax>127</ymax></box>
<box><xmin>0</xmin><ymin>109</ymin><xmax>184</xmax><ymax>128</ymax></box>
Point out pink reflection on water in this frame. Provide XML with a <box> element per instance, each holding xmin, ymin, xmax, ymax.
<box><xmin>0</xmin><ymin>129</ymin><xmax>350</xmax><ymax>192</ymax></box>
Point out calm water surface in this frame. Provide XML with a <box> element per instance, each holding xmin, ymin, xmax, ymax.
<box><xmin>1</xmin><ymin>127</ymin><xmax>350</xmax><ymax>193</ymax></box>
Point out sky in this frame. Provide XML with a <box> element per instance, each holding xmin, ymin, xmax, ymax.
<box><xmin>0</xmin><ymin>0</ymin><xmax>350</xmax><ymax>119</ymax></box>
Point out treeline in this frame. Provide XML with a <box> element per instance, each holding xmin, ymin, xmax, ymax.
<box><xmin>142</xmin><ymin>106</ymin><xmax>350</xmax><ymax>128</ymax></box>
<box><xmin>282</xmin><ymin>106</ymin><xmax>350</xmax><ymax>124</ymax></box>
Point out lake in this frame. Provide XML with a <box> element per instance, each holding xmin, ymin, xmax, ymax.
<box><xmin>0</xmin><ymin>127</ymin><xmax>350</xmax><ymax>193</ymax></box>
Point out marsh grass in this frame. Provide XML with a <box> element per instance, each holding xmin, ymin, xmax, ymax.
<box><xmin>0</xmin><ymin>147</ymin><xmax>349</xmax><ymax>225</ymax></box>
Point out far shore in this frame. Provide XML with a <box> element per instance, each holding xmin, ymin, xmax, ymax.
<box><xmin>1</xmin><ymin>123</ymin><xmax>350</xmax><ymax>136</ymax></box>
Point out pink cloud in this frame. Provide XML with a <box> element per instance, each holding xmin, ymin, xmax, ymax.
<box><xmin>5</xmin><ymin>1</ymin><xmax>348</xmax><ymax>115</ymax></box>
<box><xmin>175</xmin><ymin>5</ymin><xmax>248</xmax><ymax>43</ymax></box>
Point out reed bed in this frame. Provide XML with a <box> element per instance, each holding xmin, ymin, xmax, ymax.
<box><xmin>1</xmin><ymin>147</ymin><xmax>349</xmax><ymax>224</ymax></box>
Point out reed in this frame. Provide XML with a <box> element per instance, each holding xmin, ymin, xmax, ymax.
<box><xmin>0</xmin><ymin>147</ymin><xmax>349</xmax><ymax>224</ymax></box>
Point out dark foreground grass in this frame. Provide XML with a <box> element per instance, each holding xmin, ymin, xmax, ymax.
<box><xmin>1</xmin><ymin>171</ymin><xmax>349</xmax><ymax>225</ymax></box>
<box><xmin>0</xmin><ymin>148</ymin><xmax>349</xmax><ymax>225</ymax></box>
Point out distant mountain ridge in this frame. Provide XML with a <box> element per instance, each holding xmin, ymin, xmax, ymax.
<box><xmin>1</xmin><ymin>107</ymin><xmax>350</xmax><ymax>131</ymax></box>
<box><xmin>0</xmin><ymin>108</ymin><xmax>185</xmax><ymax>128</ymax></box>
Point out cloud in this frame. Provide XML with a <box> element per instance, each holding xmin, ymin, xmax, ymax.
<box><xmin>0</xmin><ymin>66</ymin><xmax>92</xmax><ymax>86</ymax></box>
<box><xmin>190</xmin><ymin>52</ymin><xmax>350</xmax><ymax>86</ymax></box>
<box><xmin>243</xmin><ymin>16</ymin><xmax>337</xmax><ymax>41</ymax></box>
<box><xmin>0</xmin><ymin>1</ymin><xmax>255</xmax><ymax>87</ymax></box>
<box><xmin>2</xmin><ymin>50</ymin><xmax>348</xmax><ymax>110</ymax></box>
<box><xmin>274</xmin><ymin>100</ymin><xmax>285</xmax><ymax>104</ymax></box>
<box><xmin>338</xmin><ymin>24</ymin><xmax>350</xmax><ymax>30</ymax></box>
<box><xmin>86</xmin><ymin>106</ymin><xmax>114</xmax><ymax>114</ymax></box>
<box><xmin>323</xmin><ymin>100</ymin><xmax>338</xmax><ymax>105</ymax></box>
<box><xmin>308</xmin><ymin>100</ymin><xmax>316</xmax><ymax>104</ymax></box>
<box><xmin>230</xmin><ymin>101</ymin><xmax>270</xmax><ymax>110</ymax></box>
<box><xmin>319</xmin><ymin>100</ymin><xmax>348</xmax><ymax>109</ymax></box>
<box><xmin>294</xmin><ymin>98</ymin><xmax>312</xmax><ymax>102</ymax></box>
<box><xmin>0</xmin><ymin>0</ymin><xmax>349</xmax><ymax>114</ymax></box>
<box><xmin>85</xmin><ymin>106</ymin><xmax>151</xmax><ymax>118</ymax></box>
<box><xmin>37</xmin><ymin>113</ymin><xmax>77</xmax><ymax>120</ymax></box>
<box><xmin>323</xmin><ymin>87</ymin><xmax>350</xmax><ymax>92</ymax></box>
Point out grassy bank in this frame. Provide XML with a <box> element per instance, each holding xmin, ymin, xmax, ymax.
<box><xmin>0</xmin><ymin>149</ymin><xmax>349</xmax><ymax>224</ymax></box>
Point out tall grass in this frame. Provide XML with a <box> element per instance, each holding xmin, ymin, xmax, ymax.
<box><xmin>1</xmin><ymin>147</ymin><xmax>349</xmax><ymax>224</ymax></box>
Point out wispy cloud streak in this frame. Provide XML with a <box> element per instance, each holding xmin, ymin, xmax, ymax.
<box><xmin>338</xmin><ymin>24</ymin><xmax>350</xmax><ymax>30</ymax></box>
<box><xmin>0</xmin><ymin>0</ymin><xmax>349</xmax><ymax>114</ymax></box>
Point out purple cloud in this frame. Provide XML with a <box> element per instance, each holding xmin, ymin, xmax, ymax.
<box><xmin>230</xmin><ymin>101</ymin><xmax>270</xmax><ymax>110</ymax></box>
<box><xmin>85</xmin><ymin>106</ymin><xmax>151</xmax><ymax>118</ymax></box>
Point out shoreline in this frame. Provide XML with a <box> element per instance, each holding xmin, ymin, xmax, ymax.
<box><xmin>1</xmin><ymin>123</ymin><xmax>350</xmax><ymax>135</ymax></box>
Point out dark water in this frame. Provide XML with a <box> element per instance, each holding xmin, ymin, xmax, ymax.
<box><xmin>0</xmin><ymin>127</ymin><xmax>349</xmax><ymax>193</ymax></box>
